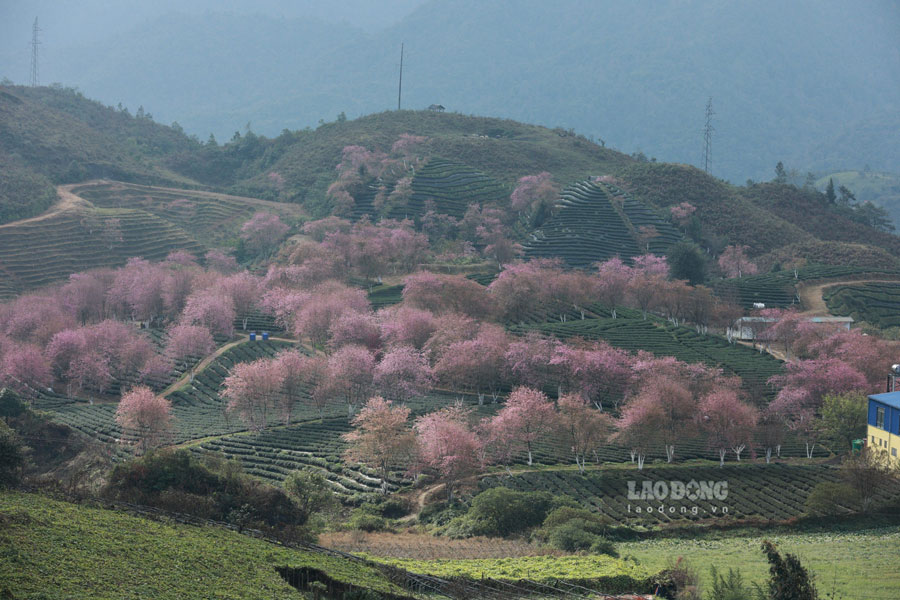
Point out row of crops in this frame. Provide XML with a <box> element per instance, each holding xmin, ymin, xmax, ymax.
<box><xmin>523</xmin><ymin>180</ymin><xmax>678</xmax><ymax>268</ymax></box>
<box><xmin>480</xmin><ymin>463</ymin><xmax>892</xmax><ymax>525</ymax></box>
<box><xmin>823</xmin><ymin>281</ymin><xmax>900</xmax><ymax>329</ymax></box>
<box><xmin>0</xmin><ymin>208</ymin><xmax>204</xmax><ymax>298</ymax></box>
<box><xmin>71</xmin><ymin>181</ymin><xmax>301</xmax><ymax>248</ymax></box>
<box><xmin>714</xmin><ymin>264</ymin><xmax>900</xmax><ymax>308</ymax></box>
<box><xmin>349</xmin><ymin>158</ymin><xmax>509</xmax><ymax>222</ymax></box>
<box><xmin>407</xmin><ymin>158</ymin><xmax>508</xmax><ymax>219</ymax></box>
<box><xmin>514</xmin><ymin>315</ymin><xmax>783</xmax><ymax>399</ymax></box>
<box><xmin>33</xmin><ymin>339</ymin><xmax>304</xmax><ymax>450</ymax></box>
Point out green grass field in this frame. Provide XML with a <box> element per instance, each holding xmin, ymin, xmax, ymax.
<box><xmin>618</xmin><ymin>526</ymin><xmax>900</xmax><ymax>600</ymax></box>
<box><xmin>0</xmin><ymin>490</ymin><xmax>411</xmax><ymax>600</ymax></box>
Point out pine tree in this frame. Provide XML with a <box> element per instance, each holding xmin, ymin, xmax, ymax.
<box><xmin>825</xmin><ymin>178</ymin><xmax>836</xmax><ymax>203</ymax></box>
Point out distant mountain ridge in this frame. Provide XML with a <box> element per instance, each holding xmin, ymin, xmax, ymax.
<box><xmin>7</xmin><ymin>0</ymin><xmax>898</xmax><ymax>185</ymax></box>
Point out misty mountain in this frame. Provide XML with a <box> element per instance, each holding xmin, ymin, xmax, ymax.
<box><xmin>3</xmin><ymin>0</ymin><xmax>898</xmax><ymax>183</ymax></box>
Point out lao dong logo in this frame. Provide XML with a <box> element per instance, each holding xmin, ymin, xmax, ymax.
<box><xmin>625</xmin><ymin>480</ymin><xmax>729</xmax><ymax>516</ymax></box>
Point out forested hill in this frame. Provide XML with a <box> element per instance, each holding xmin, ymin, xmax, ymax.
<box><xmin>1</xmin><ymin>85</ymin><xmax>898</xmax><ymax>274</ymax></box>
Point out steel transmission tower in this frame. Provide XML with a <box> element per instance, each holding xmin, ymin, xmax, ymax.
<box><xmin>30</xmin><ymin>17</ymin><xmax>41</xmax><ymax>87</ymax></box>
<box><xmin>397</xmin><ymin>43</ymin><xmax>404</xmax><ymax>110</ymax></box>
<box><xmin>702</xmin><ymin>97</ymin><xmax>715</xmax><ymax>174</ymax></box>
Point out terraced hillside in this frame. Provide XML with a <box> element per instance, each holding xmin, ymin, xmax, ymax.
<box><xmin>350</xmin><ymin>158</ymin><xmax>508</xmax><ymax>222</ymax></box>
<box><xmin>0</xmin><ymin>207</ymin><xmax>203</xmax><ymax>298</ymax></box>
<box><xmin>714</xmin><ymin>264</ymin><xmax>900</xmax><ymax>309</ymax></box>
<box><xmin>523</xmin><ymin>180</ymin><xmax>678</xmax><ymax>267</ymax></box>
<box><xmin>481</xmin><ymin>463</ymin><xmax>900</xmax><ymax>527</ymax></box>
<box><xmin>513</xmin><ymin>315</ymin><xmax>783</xmax><ymax>399</ymax></box>
<box><xmin>71</xmin><ymin>180</ymin><xmax>305</xmax><ymax>247</ymax></box>
<box><xmin>824</xmin><ymin>281</ymin><xmax>900</xmax><ymax>329</ymax></box>
<box><xmin>33</xmin><ymin>339</ymin><xmax>300</xmax><ymax>448</ymax></box>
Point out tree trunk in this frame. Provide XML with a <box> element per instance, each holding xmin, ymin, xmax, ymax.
<box><xmin>719</xmin><ymin>448</ymin><xmax>726</xmax><ymax>467</ymax></box>
<box><xmin>733</xmin><ymin>444</ymin><xmax>745</xmax><ymax>461</ymax></box>
<box><xmin>636</xmin><ymin>453</ymin><xmax>645</xmax><ymax>470</ymax></box>
<box><xmin>527</xmin><ymin>447</ymin><xmax>533</xmax><ymax>466</ymax></box>
<box><xmin>765</xmin><ymin>448</ymin><xmax>772</xmax><ymax>464</ymax></box>
<box><xmin>665</xmin><ymin>444</ymin><xmax>675</xmax><ymax>463</ymax></box>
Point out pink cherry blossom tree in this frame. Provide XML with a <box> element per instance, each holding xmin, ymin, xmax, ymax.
<box><xmin>273</xmin><ymin>350</ymin><xmax>308</xmax><ymax>425</ymax></box>
<box><xmin>374</xmin><ymin>346</ymin><xmax>433</xmax><ymax>402</ymax></box>
<box><xmin>556</xmin><ymin>394</ymin><xmax>613</xmax><ymax>473</ymax></box>
<box><xmin>402</xmin><ymin>272</ymin><xmax>494</xmax><ymax>319</ymax></box>
<box><xmin>487</xmin><ymin>387</ymin><xmax>555</xmax><ymax>466</ymax></box>
<box><xmin>240</xmin><ymin>212</ymin><xmax>290</xmax><ymax>257</ymax></box>
<box><xmin>699</xmin><ymin>389</ymin><xmax>759</xmax><ymax>466</ymax></box>
<box><xmin>379</xmin><ymin>306</ymin><xmax>438</xmax><ymax>350</ymax></box>
<box><xmin>718</xmin><ymin>245</ymin><xmax>758</xmax><ymax>278</ymax></box>
<box><xmin>414</xmin><ymin>403</ymin><xmax>482</xmax><ymax>500</ymax></box>
<box><xmin>0</xmin><ymin>344</ymin><xmax>51</xmax><ymax>400</ymax></box>
<box><xmin>510</xmin><ymin>172</ymin><xmax>559</xmax><ymax>217</ymax></box>
<box><xmin>317</xmin><ymin>345</ymin><xmax>375</xmax><ymax>416</ymax></box>
<box><xmin>205</xmin><ymin>249</ymin><xmax>240</xmax><ymax>274</ymax></box>
<box><xmin>223</xmin><ymin>358</ymin><xmax>284</xmax><ymax>432</ymax></box>
<box><xmin>433</xmin><ymin>324</ymin><xmax>508</xmax><ymax>404</ymax></box>
<box><xmin>343</xmin><ymin>396</ymin><xmax>416</xmax><ymax>492</ymax></box>
<box><xmin>116</xmin><ymin>386</ymin><xmax>173</xmax><ymax>453</ymax></box>
<box><xmin>595</xmin><ymin>257</ymin><xmax>633</xmax><ymax>319</ymax></box>
<box><xmin>180</xmin><ymin>290</ymin><xmax>235</xmax><ymax>338</ymax></box>
<box><xmin>330</xmin><ymin>311</ymin><xmax>382</xmax><ymax>351</ymax></box>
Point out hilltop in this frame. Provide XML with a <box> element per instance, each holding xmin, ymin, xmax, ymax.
<box><xmin>1</xmin><ymin>84</ymin><xmax>899</xmax><ymax>297</ymax></box>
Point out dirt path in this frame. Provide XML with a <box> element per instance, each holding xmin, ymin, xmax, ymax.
<box><xmin>0</xmin><ymin>184</ymin><xmax>93</xmax><ymax>230</ymax></box>
<box><xmin>161</xmin><ymin>333</ymin><xmax>302</xmax><ymax>397</ymax></box>
<box><xmin>796</xmin><ymin>278</ymin><xmax>900</xmax><ymax>316</ymax></box>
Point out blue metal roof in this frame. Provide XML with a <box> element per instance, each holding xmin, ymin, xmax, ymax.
<box><xmin>869</xmin><ymin>391</ymin><xmax>900</xmax><ymax>410</ymax></box>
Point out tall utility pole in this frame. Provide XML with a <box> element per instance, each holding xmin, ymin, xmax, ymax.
<box><xmin>397</xmin><ymin>43</ymin><xmax>404</xmax><ymax>111</ymax></box>
<box><xmin>30</xmin><ymin>17</ymin><xmax>41</xmax><ymax>87</ymax></box>
<box><xmin>702</xmin><ymin>97</ymin><xmax>715</xmax><ymax>174</ymax></box>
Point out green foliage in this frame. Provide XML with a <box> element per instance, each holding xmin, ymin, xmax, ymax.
<box><xmin>348</xmin><ymin>509</ymin><xmax>389</xmax><ymax>532</ymax></box>
<box><xmin>804</xmin><ymin>482</ymin><xmax>857</xmax><ymax>517</ymax></box>
<box><xmin>819</xmin><ymin>393</ymin><xmax>868</xmax><ymax>453</ymax></box>
<box><xmin>706</xmin><ymin>566</ymin><xmax>754</xmax><ymax>600</ymax></box>
<box><xmin>0</xmin><ymin>422</ymin><xmax>23</xmax><ymax>488</ymax></box>
<box><xmin>760</xmin><ymin>540</ymin><xmax>819</xmax><ymax>600</ymax></box>
<box><xmin>372</xmin><ymin>554</ymin><xmax>652</xmax><ymax>593</ymax></box>
<box><xmin>283</xmin><ymin>469</ymin><xmax>339</xmax><ymax>519</ymax></box>
<box><xmin>102</xmin><ymin>449</ymin><xmax>311</xmax><ymax>539</ymax></box>
<box><xmin>444</xmin><ymin>487</ymin><xmax>562</xmax><ymax>538</ymax></box>
<box><xmin>667</xmin><ymin>241</ymin><xmax>708</xmax><ymax>285</ymax></box>
<box><xmin>0</xmin><ymin>490</ymin><xmax>409</xmax><ymax>599</ymax></box>
<box><xmin>545</xmin><ymin>520</ymin><xmax>618</xmax><ymax>555</ymax></box>
<box><xmin>0</xmin><ymin>389</ymin><xmax>25</xmax><ymax>423</ymax></box>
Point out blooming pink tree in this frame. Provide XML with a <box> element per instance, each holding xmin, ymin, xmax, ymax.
<box><xmin>292</xmin><ymin>283</ymin><xmax>370</xmax><ymax>347</ymax></box>
<box><xmin>181</xmin><ymin>290</ymin><xmax>235</xmax><ymax>338</ymax></box>
<box><xmin>402</xmin><ymin>272</ymin><xmax>494</xmax><ymax>319</ymax></box>
<box><xmin>379</xmin><ymin>306</ymin><xmax>438</xmax><ymax>350</ymax></box>
<box><xmin>138</xmin><ymin>354</ymin><xmax>174</xmax><ymax>391</ymax></box>
<box><xmin>510</xmin><ymin>172</ymin><xmax>559</xmax><ymax>217</ymax></box>
<box><xmin>554</xmin><ymin>343</ymin><xmax>634</xmax><ymax>411</ymax></box>
<box><xmin>115</xmin><ymin>386</ymin><xmax>173</xmax><ymax>453</ymax></box>
<box><xmin>216</xmin><ymin>272</ymin><xmax>261</xmax><ymax>331</ymax></box>
<box><xmin>669</xmin><ymin>202</ymin><xmax>696</xmax><ymax>229</ymax></box>
<box><xmin>223</xmin><ymin>358</ymin><xmax>284</xmax><ymax>432</ymax></box>
<box><xmin>240</xmin><ymin>212</ymin><xmax>290</xmax><ymax>257</ymax></box>
<box><xmin>375</xmin><ymin>346</ymin><xmax>433</xmax><ymax>402</ymax></box>
<box><xmin>595</xmin><ymin>257</ymin><xmax>633</xmax><ymax>319</ymax></box>
<box><xmin>556</xmin><ymin>394</ymin><xmax>614</xmax><ymax>473</ymax></box>
<box><xmin>487</xmin><ymin>387</ymin><xmax>555</xmax><ymax>466</ymax></box>
<box><xmin>414</xmin><ymin>403</ymin><xmax>482</xmax><ymax>500</ymax></box>
<box><xmin>433</xmin><ymin>324</ymin><xmax>509</xmax><ymax>404</ymax></box>
<box><xmin>718</xmin><ymin>245</ymin><xmax>758</xmax><ymax>278</ymax></box>
<box><xmin>699</xmin><ymin>389</ymin><xmax>758</xmax><ymax>466</ymax></box>
<box><xmin>329</xmin><ymin>311</ymin><xmax>382</xmax><ymax>351</ymax></box>
<box><xmin>205</xmin><ymin>249</ymin><xmax>240</xmax><ymax>274</ymax></box>
<box><xmin>487</xmin><ymin>260</ymin><xmax>561</xmax><ymax>322</ymax></box>
<box><xmin>273</xmin><ymin>350</ymin><xmax>308</xmax><ymax>424</ymax></box>
<box><xmin>343</xmin><ymin>396</ymin><xmax>416</xmax><ymax>492</ymax></box>
<box><xmin>317</xmin><ymin>345</ymin><xmax>375</xmax><ymax>416</ymax></box>
<box><xmin>768</xmin><ymin>357</ymin><xmax>868</xmax><ymax>412</ymax></box>
<box><xmin>627</xmin><ymin>255</ymin><xmax>670</xmax><ymax>319</ymax></box>
<box><xmin>60</xmin><ymin>272</ymin><xmax>109</xmax><ymax>325</ymax></box>
<box><xmin>0</xmin><ymin>344</ymin><xmax>51</xmax><ymax>399</ymax></box>
<box><xmin>504</xmin><ymin>332</ymin><xmax>561</xmax><ymax>391</ymax></box>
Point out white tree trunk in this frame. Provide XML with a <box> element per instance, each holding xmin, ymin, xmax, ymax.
<box><xmin>665</xmin><ymin>445</ymin><xmax>675</xmax><ymax>463</ymax></box>
<box><xmin>719</xmin><ymin>448</ymin><xmax>726</xmax><ymax>467</ymax></box>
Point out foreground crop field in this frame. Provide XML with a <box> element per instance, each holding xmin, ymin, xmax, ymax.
<box><xmin>0</xmin><ymin>491</ymin><xmax>409</xmax><ymax>600</ymax></box>
<box><xmin>618</xmin><ymin>526</ymin><xmax>900</xmax><ymax>600</ymax></box>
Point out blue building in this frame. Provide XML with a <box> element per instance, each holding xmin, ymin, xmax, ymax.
<box><xmin>868</xmin><ymin>391</ymin><xmax>900</xmax><ymax>461</ymax></box>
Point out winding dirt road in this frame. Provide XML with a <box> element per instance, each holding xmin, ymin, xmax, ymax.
<box><xmin>796</xmin><ymin>278</ymin><xmax>900</xmax><ymax>315</ymax></box>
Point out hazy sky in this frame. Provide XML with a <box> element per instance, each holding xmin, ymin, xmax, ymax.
<box><xmin>0</xmin><ymin>0</ymin><xmax>425</xmax><ymax>72</ymax></box>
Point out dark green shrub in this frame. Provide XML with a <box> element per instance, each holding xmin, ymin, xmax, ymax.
<box><xmin>461</xmin><ymin>488</ymin><xmax>559</xmax><ymax>537</ymax></box>
<box><xmin>0</xmin><ymin>422</ymin><xmax>24</xmax><ymax>488</ymax></box>
<box><xmin>804</xmin><ymin>482</ymin><xmax>857</xmax><ymax>516</ymax></box>
<box><xmin>348</xmin><ymin>510</ymin><xmax>388</xmax><ymax>532</ymax></box>
<box><xmin>542</xmin><ymin>506</ymin><xmax>610</xmax><ymax>530</ymax></box>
